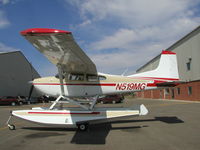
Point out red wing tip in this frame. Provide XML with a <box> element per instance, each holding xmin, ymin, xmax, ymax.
<box><xmin>20</xmin><ymin>28</ymin><xmax>71</xmax><ymax>35</ymax></box>
<box><xmin>162</xmin><ymin>50</ymin><xmax>176</xmax><ymax>55</ymax></box>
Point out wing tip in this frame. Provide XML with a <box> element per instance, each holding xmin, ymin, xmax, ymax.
<box><xmin>20</xmin><ymin>28</ymin><xmax>71</xmax><ymax>35</ymax></box>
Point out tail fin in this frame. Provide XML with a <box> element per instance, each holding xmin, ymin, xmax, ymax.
<box><xmin>129</xmin><ymin>51</ymin><xmax>179</xmax><ymax>80</ymax></box>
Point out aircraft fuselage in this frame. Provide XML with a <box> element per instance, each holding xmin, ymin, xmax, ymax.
<box><xmin>32</xmin><ymin>73</ymin><xmax>168</xmax><ymax>97</ymax></box>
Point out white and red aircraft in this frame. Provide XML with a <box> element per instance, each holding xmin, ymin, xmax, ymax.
<box><xmin>7</xmin><ymin>28</ymin><xmax>179</xmax><ymax>131</ymax></box>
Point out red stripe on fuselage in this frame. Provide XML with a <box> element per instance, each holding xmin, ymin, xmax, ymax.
<box><xmin>129</xmin><ymin>77</ymin><xmax>179</xmax><ymax>81</ymax></box>
<box><xmin>33</xmin><ymin>83</ymin><xmax>116</xmax><ymax>86</ymax></box>
<box><xmin>28</xmin><ymin>112</ymin><xmax>100</xmax><ymax>115</ymax></box>
<box><xmin>147</xmin><ymin>83</ymin><xmax>157</xmax><ymax>87</ymax></box>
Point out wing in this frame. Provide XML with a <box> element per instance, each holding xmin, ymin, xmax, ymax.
<box><xmin>20</xmin><ymin>28</ymin><xmax>97</xmax><ymax>74</ymax></box>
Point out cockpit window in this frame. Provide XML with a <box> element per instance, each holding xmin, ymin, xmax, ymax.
<box><xmin>68</xmin><ymin>74</ymin><xmax>84</xmax><ymax>81</ymax></box>
<box><xmin>55</xmin><ymin>74</ymin><xmax>65</xmax><ymax>79</ymax></box>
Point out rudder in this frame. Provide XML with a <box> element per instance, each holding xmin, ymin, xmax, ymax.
<box><xmin>129</xmin><ymin>51</ymin><xmax>179</xmax><ymax>81</ymax></box>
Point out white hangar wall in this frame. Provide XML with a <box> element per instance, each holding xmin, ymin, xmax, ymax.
<box><xmin>0</xmin><ymin>51</ymin><xmax>40</xmax><ymax>97</ymax></box>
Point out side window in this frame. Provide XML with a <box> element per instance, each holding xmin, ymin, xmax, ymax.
<box><xmin>186</xmin><ymin>58</ymin><xmax>192</xmax><ymax>71</ymax></box>
<box><xmin>188</xmin><ymin>86</ymin><xmax>192</xmax><ymax>95</ymax></box>
<box><xmin>87</xmin><ymin>75</ymin><xmax>98</xmax><ymax>82</ymax></box>
<box><xmin>99</xmin><ymin>76</ymin><xmax>106</xmax><ymax>80</ymax></box>
<box><xmin>186</xmin><ymin>62</ymin><xmax>191</xmax><ymax>71</ymax></box>
<box><xmin>68</xmin><ymin>74</ymin><xmax>84</xmax><ymax>81</ymax></box>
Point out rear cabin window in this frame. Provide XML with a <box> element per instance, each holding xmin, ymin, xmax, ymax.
<box><xmin>68</xmin><ymin>74</ymin><xmax>84</xmax><ymax>81</ymax></box>
<box><xmin>87</xmin><ymin>75</ymin><xmax>98</xmax><ymax>82</ymax></box>
<box><xmin>87</xmin><ymin>75</ymin><xmax>107</xmax><ymax>81</ymax></box>
<box><xmin>99</xmin><ymin>76</ymin><xmax>106</xmax><ymax>80</ymax></box>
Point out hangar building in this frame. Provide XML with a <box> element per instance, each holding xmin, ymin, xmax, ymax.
<box><xmin>135</xmin><ymin>26</ymin><xmax>200</xmax><ymax>101</ymax></box>
<box><xmin>0</xmin><ymin>51</ymin><xmax>40</xmax><ymax>97</ymax></box>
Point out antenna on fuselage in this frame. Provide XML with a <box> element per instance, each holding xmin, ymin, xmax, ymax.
<box><xmin>121</xmin><ymin>68</ymin><xmax>128</xmax><ymax>76</ymax></box>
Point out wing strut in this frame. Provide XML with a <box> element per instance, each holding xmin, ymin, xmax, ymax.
<box><xmin>89</xmin><ymin>95</ymin><xmax>99</xmax><ymax>110</ymax></box>
<box><xmin>49</xmin><ymin>65</ymin><xmax>99</xmax><ymax>110</ymax></box>
<box><xmin>49</xmin><ymin>95</ymin><xmax>99</xmax><ymax>110</ymax></box>
<box><xmin>57</xmin><ymin>64</ymin><xmax>65</xmax><ymax>96</ymax></box>
<box><xmin>49</xmin><ymin>64</ymin><xmax>65</xmax><ymax>110</ymax></box>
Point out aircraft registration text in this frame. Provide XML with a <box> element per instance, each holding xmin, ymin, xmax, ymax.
<box><xmin>116</xmin><ymin>83</ymin><xmax>147</xmax><ymax>91</ymax></box>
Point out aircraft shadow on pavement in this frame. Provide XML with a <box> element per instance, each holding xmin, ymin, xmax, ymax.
<box><xmin>22</xmin><ymin>116</ymin><xmax>183</xmax><ymax>145</ymax></box>
<box><xmin>71</xmin><ymin>116</ymin><xmax>184</xmax><ymax>144</ymax></box>
<box><xmin>111</xmin><ymin>116</ymin><xmax>184</xmax><ymax>124</ymax></box>
<box><xmin>22</xmin><ymin>124</ymin><xmax>143</xmax><ymax>145</ymax></box>
<box><xmin>154</xmin><ymin>116</ymin><xmax>184</xmax><ymax>124</ymax></box>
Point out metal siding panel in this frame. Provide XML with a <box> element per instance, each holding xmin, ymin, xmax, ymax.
<box><xmin>137</xmin><ymin>57</ymin><xmax>160</xmax><ymax>73</ymax></box>
<box><xmin>136</xmin><ymin>29</ymin><xmax>200</xmax><ymax>82</ymax></box>
<box><xmin>173</xmin><ymin>33</ymin><xmax>200</xmax><ymax>81</ymax></box>
<box><xmin>0</xmin><ymin>52</ymin><xmax>40</xmax><ymax>97</ymax></box>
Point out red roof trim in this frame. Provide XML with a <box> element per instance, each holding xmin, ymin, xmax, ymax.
<box><xmin>20</xmin><ymin>28</ymin><xmax>71</xmax><ymax>35</ymax></box>
<box><xmin>162</xmin><ymin>50</ymin><xmax>176</xmax><ymax>55</ymax></box>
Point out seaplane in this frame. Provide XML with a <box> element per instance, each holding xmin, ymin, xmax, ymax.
<box><xmin>7</xmin><ymin>28</ymin><xmax>179</xmax><ymax>131</ymax></box>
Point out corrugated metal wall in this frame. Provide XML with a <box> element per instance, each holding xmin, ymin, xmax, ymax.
<box><xmin>0</xmin><ymin>51</ymin><xmax>40</xmax><ymax>97</ymax></box>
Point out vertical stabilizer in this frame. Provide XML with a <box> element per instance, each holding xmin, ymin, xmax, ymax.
<box><xmin>129</xmin><ymin>51</ymin><xmax>179</xmax><ymax>80</ymax></box>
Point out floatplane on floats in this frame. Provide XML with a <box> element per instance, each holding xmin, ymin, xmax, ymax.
<box><xmin>7</xmin><ymin>28</ymin><xmax>179</xmax><ymax>131</ymax></box>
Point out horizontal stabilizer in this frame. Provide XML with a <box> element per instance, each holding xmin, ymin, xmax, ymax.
<box><xmin>156</xmin><ymin>81</ymin><xmax>185</xmax><ymax>87</ymax></box>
